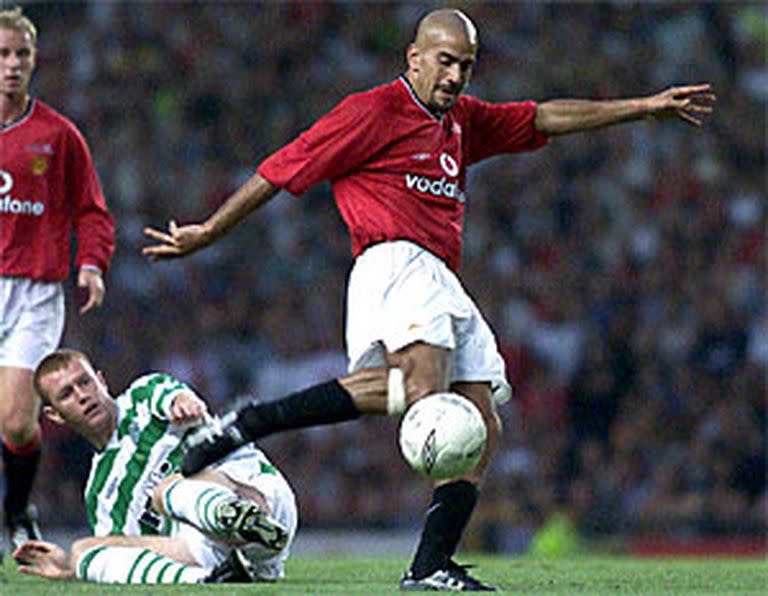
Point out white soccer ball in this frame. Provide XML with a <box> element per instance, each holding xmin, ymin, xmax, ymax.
<box><xmin>398</xmin><ymin>392</ymin><xmax>487</xmax><ymax>480</ymax></box>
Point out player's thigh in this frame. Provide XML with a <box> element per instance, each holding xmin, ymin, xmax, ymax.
<box><xmin>388</xmin><ymin>341</ymin><xmax>452</xmax><ymax>404</ymax></box>
<box><xmin>448</xmin><ymin>284</ymin><xmax>514</xmax><ymax>409</ymax></box>
<box><xmin>153</xmin><ymin>469</ymin><xmax>272</xmax><ymax>517</ymax></box>
<box><xmin>450</xmin><ymin>298</ymin><xmax>505</xmax><ymax>453</ymax></box>
<box><xmin>0</xmin><ymin>281</ymin><xmax>63</xmax><ymax>434</ymax></box>
<box><xmin>183</xmin><ymin>467</ymin><xmax>272</xmax><ymax>513</ymax></box>
<box><xmin>347</xmin><ymin>242</ymin><xmax>465</xmax><ymax>374</ymax></box>
<box><xmin>0</xmin><ymin>366</ymin><xmax>39</xmax><ymax>435</ymax></box>
<box><xmin>451</xmin><ymin>380</ymin><xmax>501</xmax><ymax>465</ymax></box>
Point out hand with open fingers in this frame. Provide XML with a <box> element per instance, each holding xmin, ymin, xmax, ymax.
<box><xmin>14</xmin><ymin>540</ymin><xmax>74</xmax><ymax>580</ymax></box>
<box><xmin>142</xmin><ymin>220</ymin><xmax>212</xmax><ymax>260</ymax></box>
<box><xmin>645</xmin><ymin>84</ymin><xmax>716</xmax><ymax>126</ymax></box>
<box><xmin>169</xmin><ymin>390</ymin><xmax>210</xmax><ymax>427</ymax></box>
<box><xmin>77</xmin><ymin>268</ymin><xmax>105</xmax><ymax>314</ymax></box>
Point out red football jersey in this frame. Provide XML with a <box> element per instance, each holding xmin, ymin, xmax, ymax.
<box><xmin>0</xmin><ymin>100</ymin><xmax>114</xmax><ymax>282</ymax></box>
<box><xmin>259</xmin><ymin>76</ymin><xmax>548</xmax><ymax>270</ymax></box>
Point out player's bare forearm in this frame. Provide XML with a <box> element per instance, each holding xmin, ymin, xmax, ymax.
<box><xmin>202</xmin><ymin>173</ymin><xmax>278</xmax><ymax>241</ymax></box>
<box><xmin>535</xmin><ymin>84</ymin><xmax>715</xmax><ymax>135</ymax></box>
<box><xmin>535</xmin><ymin>98</ymin><xmax>645</xmax><ymax>135</ymax></box>
<box><xmin>143</xmin><ymin>173</ymin><xmax>279</xmax><ymax>260</ymax></box>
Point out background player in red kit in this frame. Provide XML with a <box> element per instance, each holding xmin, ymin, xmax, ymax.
<box><xmin>0</xmin><ymin>7</ymin><xmax>114</xmax><ymax>550</ymax></box>
<box><xmin>145</xmin><ymin>9</ymin><xmax>714</xmax><ymax>591</ymax></box>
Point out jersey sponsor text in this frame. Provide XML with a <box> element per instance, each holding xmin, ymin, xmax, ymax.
<box><xmin>0</xmin><ymin>170</ymin><xmax>45</xmax><ymax>216</ymax></box>
<box><xmin>405</xmin><ymin>173</ymin><xmax>465</xmax><ymax>202</ymax></box>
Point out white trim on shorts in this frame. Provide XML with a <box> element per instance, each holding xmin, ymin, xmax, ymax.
<box><xmin>346</xmin><ymin>241</ymin><xmax>511</xmax><ymax>404</ymax></box>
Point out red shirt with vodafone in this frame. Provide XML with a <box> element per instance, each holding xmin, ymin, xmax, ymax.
<box><xmin>0</xmin><ymin>100</ymin><xmax>114</xmax><ymax>282</ymax></box>
<box><xmin>258</xmin><ymin>76</ymin><xmax>548</xmax><ymax>271</ymax></box>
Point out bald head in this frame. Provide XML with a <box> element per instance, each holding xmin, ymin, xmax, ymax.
<box><xmin>405</xmin><ymin>9</ymin><xmax>478</xmax><ymax>114</ymax></box>
<box><xmin>413</xmin><ymin>9</ymin><xmax>478</xmax><ymax>50</ymax></box>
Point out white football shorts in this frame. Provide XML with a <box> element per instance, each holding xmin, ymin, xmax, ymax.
<box><xmin>346</xmin><ymin>241</ymin><xmax>511</xmax><ymax>404</ymax></box>
<box><xmin>0</xmin><ymin>277</ymin><xmax>64</xmax><ymax>369</ymax></box>
<box><xmin>175</xmin><ymin>445</ymin><xmax>298</xmax><ymax>581</ymax></box>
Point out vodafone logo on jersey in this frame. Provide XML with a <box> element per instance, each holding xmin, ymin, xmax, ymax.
<box><xmin>0</xmin><ymin>170</ymin><xmax>45</xmax><ymax>216</ymax></box>
<box><xmin>439</xmin><ymin>153</ymin><xmax>459</xmax><ymax>177</ymax></box>
<box><xmin>404</xmin><ymin>152</ymin><xmax>465</xmax><ymax>203</ymax></box>
<box><xmin>0</xmin><ymin>171</ymin><xmax>11</xmax><ymax>194</ymax></box>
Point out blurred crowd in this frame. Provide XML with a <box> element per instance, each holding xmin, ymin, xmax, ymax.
<box><xmin>18</xmin><ymin>2</ymin><xmax>765</xmax><ymax>548</ymax></box>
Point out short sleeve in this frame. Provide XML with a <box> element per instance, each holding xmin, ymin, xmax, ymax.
<box><xmin>258</xmin><ymin>92</ymin><xmax>388</xmax><ymax>195</ymax></box>
<box><xmin>463</xmin><ymin>98</ymin><xmax>549</xmax><ymax>165</ymax></box>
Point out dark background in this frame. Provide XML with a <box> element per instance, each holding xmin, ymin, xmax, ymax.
<box><xmin>14</xmin><ymin>1</ymin><xmax>765</xmax><ymax>552</ymax></box>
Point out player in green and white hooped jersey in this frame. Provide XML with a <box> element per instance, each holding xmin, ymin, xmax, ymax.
<box><xmin>12</xmin><ymin>348</ymin><xmax>297</xmax><ymax>584</ymax></box>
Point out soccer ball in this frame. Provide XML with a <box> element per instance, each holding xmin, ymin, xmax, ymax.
<box><xmin>398</xmin><ymin>392</ymin><xmax>487</xmax><ymax>480</ymax></box>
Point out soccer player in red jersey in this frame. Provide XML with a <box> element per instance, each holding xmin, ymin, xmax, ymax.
<box><xmin>0</xmin><ymin>7</ymin><xmax>114</xmax><ymax>551</ymax></box>
<box><xmin>145</xmin><ymin>9</ymin><xmax>714</xmax><ymax>591</ymax></box>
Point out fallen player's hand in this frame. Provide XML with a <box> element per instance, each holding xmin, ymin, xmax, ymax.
<box><xmin>170</xmin><ymin>391</ymin><xmax>209</xmax><ymax>427</ymax></box>
<box><xmin>14</xmin><ymin>540</ymin><xmax>74</xmax><ymax>580</ymax></box>
<box><xmin>142</xmin><ymin>220</ymin><xmax>213</xmax><ymax>260</ymax></box>
<box><xmin>181</xmin><ymin>413</ymin><xmax>248</xmax><ymax>476</ymax></box>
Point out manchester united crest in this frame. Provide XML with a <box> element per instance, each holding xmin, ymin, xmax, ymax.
<box><xmin>30</xmin><ymin>155</ymin><xmax>48</xmax><ymax>175</ymax></box>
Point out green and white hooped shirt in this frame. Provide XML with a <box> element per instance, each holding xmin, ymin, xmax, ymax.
<box><xmin>83</xmin><ymin>373</ymin><xmax>191</xmax><ymax>537</ymax></box>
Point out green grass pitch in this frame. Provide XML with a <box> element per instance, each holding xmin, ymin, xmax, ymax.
<box><xmin>1</xmin><ymin>554</ymin><xmax>766</xmax><ymax>594</ymax></box>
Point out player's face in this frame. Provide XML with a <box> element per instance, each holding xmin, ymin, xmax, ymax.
<box><xmin>40</xmin><ymin>358</ymin><xmax>115</xmax><ymax>438</ymax></box>
<box><xmin>0</xmin><ymin>27</ymin><xmax>35</xmax><ymax>98</ymax></box>
<box><xmin>407</xmin><ymin>32</ymin><xmax>476</xmax><ymax>114</ymax></box>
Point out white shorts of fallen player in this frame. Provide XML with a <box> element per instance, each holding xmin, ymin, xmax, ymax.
<box><xmin>0</xmin><ymin>277</ymin><xmax>64</xmax><ymax>369</ymax></box>
<box><xmin>175</xmin><ymin>445</ymin><xmax>298</xmax><ymax>581</ymax></box>
<box><xmin>347</xmin><ymin>240</ymin><xmax>511</xmax><ymax>406</ymax></box>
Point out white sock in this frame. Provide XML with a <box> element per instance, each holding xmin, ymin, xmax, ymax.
<box><xmin>162</xmin><ymin>478</ymin><xmax>239</xmax><ymax>537</ymax></box>
<box><xmin>76</xmin><ymin>545</ymin><xmax>207</xmax><ymax>584</ymax></box>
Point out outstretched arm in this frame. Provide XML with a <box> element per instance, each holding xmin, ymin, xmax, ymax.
<box><xmin>143</xmin><ymin>173</ymin><xmax>279</xmax><ymax>260</ymax></box>
<box><xmin>535</xmin><ymin>84</ymin><xmax>716</xmax><ymax>136</ymax></box>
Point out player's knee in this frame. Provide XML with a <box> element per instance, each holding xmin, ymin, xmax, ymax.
<box><xmin>485</xmin><ymin>410</ymin><xmax>502</xmax><ymax>451</ymax></box>
<box><xmin>0</xmin><ymin>416</ymin><xmax>40</xmax><ymax>446</ymax></box>
<box><xmin>390</xmin><ymin>344</ymin><xmax>451</xmax><ymax>405</ymax></box>
<box><xmin>405</xmin><ymin>378</ymin><xmax>442</xmax><ymax>405</ymax></box>
<box><xmin>71</xmin><ymin>536</ymin><xmax>104</xmax><ymax>565</ymax></box>
<box><xmin>151</xmin><ymin>473</ymin><xmax>182</xmax><ymax>515</ymax></box>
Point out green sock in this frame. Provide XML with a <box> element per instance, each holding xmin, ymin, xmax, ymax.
<box><xmin>162</xmin><ymin>478</ymin><xmax>239</xmax><ymax>537</ymax></box>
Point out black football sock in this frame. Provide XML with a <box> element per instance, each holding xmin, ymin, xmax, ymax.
<box><xmin>236</xmin><ymin>379</ymin><xmax>360</xmax><ymax>440</ymax></box>
<box><xmin>3</xmin><ymin>439</ymin><xmax>42</xmax><ymax>520</ymax></box>
<box><xmin>409</xmin><ymin>480</ymin><xmax>478</xmax><ymax>579</ymax></box>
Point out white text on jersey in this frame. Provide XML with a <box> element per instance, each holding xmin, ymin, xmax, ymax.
<box><xmin>404</xmin><ymin>174</ymin><xmax>466</xmax><ymax>203</ymax></box>
<box><xmin>0</xmin><ymin>170</ymin><xmax>45</xmax><ymax>216</ymax></box>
